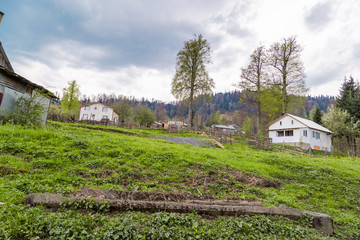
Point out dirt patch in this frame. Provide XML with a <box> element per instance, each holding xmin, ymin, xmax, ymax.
<box><xmin>184</xmin><ymin>168</ymin><xmax>280</xmax><ymax>190</ymax></box>
<box><xmin>160</xmin><ymin>137</ymin><xmax>213</xmax><ymax>147</ymax></box>
<box><xmin>75</xmin><ymin>125</ymin><xmax>136</xmax><ymax>136</ymax></box>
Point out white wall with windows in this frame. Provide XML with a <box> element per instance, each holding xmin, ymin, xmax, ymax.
<box><xmin>79</xmin><ymin>103</ymin><xmax>118</xmax><ymax>122</ymax></box>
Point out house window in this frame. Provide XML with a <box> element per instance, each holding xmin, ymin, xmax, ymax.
<box><xmin>312</xmin><ymin>131</ymin><xmax>320</xmax><ymax>139</ymax></box>
<box><xmin>94</xmin><ymin>107</ymin><xmax>97</xmax><ymax>110</ymax></box>
<box><xmin>280</xmin><ymin>121</ymin><xmax>282</xmax><ymax>126</ymax></box>
<box><xmin>84</xmin><ymin>106</ymin><xmax>90</xmax><ymax>110</ymax></box>
<box><xmin>291</xmin><ymin>120</ymin><xmax>294</xmax><ymax>125</ymax></box>
<box><xmin>102</xmin><ymin>107</ymin><xmax>108</xmax><ymax>112</ymax></box>
<box><xmin>102</xmin><ymin>115</ymin><xmax>109</xmax><ymax>119</ymax></box>
<box><xmin>277</xmin><ymin>131</ymin><xmax>284</xmax><ymax>137</ymax></box>
<box><xmin>303</xmin><ymin>130</ymin><xmax>307</xmax><ymax>137</ymax></box>
<box><xmin>82</xmin><ymin>114</ymin><xmax>88</xmax><ymax>120</ymax></box>
<box><xmin>285</xmin><ymin>130</ymin><xmax>293</xmax><ymax>136</ymax></box>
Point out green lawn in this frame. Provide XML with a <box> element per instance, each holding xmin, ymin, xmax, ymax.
<box><xmin>0</xmin><ymin>121</ymin><xmax>359</xmax><ymax>239</ymax></box>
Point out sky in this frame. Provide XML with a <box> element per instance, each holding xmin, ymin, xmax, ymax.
<box><xmin>1</xmin><ymin>0</ymin><xmax>359</xmax><ymax>102</ymax></box>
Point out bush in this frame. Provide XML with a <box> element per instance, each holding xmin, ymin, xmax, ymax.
<box><xmin>0</xmin><ymin>90</ymin><xmax>47</xmax><ymax>127</ymax></box>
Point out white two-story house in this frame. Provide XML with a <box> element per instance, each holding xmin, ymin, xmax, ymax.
<box><xmin>268</xmin><ymin>113</ymin><xmax>332</xmax><ymax>151</ymax></box>
<box><xmin>79</xmin><ymin>102</ymin><xmax>119</xmax><ymax>122</ymax></box>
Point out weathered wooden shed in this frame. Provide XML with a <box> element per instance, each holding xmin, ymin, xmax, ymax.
<box><xmin>0</xmin><ymin>41</ymin><xmax>56</xmax><ymax>125</ymax></box>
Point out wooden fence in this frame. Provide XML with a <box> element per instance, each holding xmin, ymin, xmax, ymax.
<box><xmin>247</xmin><ymin>136</ymin><xmax>272</xmax><ymax>149</ymax></box>
<box><xmin>168</xmin><ymin>124</ymin><xmax>181</xmax><ymax>133</ymax></box>
<box><xmin>208</xmin><ymin>128</ymin><xmax>233</xmax><ymax>144</ymax></box>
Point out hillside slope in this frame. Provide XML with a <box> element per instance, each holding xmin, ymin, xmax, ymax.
<box><xmin>0</xmin><ymin>122</ymin><xmax>359</xmax><ymax>239</ymax></box>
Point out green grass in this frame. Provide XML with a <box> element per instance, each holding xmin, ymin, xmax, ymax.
<box><xmin>0</xmin><ymin>121</ymin><xmax>359</xmax><ymax>239</ymax></box>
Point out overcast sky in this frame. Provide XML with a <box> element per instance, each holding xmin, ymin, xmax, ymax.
<box><xmin>1</xmin><ymin>0</ymin><xmax>359</xmax><ymax>101</ymax></box>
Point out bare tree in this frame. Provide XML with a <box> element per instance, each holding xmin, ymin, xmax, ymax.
<box><xmin>267</xmin><ymin>36</ymin><xmax>307</xmax><ymax>113</ymax></box>
<box><xmin>235</xmin><ymin>46</ymin><xmax>267</xmax><ymax>134</ymax></box>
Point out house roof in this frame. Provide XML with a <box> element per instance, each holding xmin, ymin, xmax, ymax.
<box><xmin>0</xmin><ymin>41</ymin><xmax>56</xmax><ymax>99</ymax></box>
<box><xmin>0</xmin><ymin>66</ymin><xmax>57</xmax><ymax>98</ymax></box>
<box><xmin>0</xmin><ymin>41</ymin><xmax>14</xmax><ymax>72</ymax></box>
<box><xmin>212</xmin><ymin>124</ymin><xmax>236</xmax><ymax>130</ymax></box>
<box><xmin>269</xmin><ymin>113</ymin><xmax>332</xmax><ymax>134</ymax></box>
<box><xmin>80</xmin><ymin>102</ymin><xmax>116</xmax><ymax>111</ymax></box>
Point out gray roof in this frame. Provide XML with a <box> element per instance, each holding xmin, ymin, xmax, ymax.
<box><xmin>271</xmin><ymin>113</ymin><xmax>332</xmax><ymax>134</ymax></box>
<box><xmin>212</xmin><ymin>124</ymin><xmax>236</xmax><ymax>130</ymax></box>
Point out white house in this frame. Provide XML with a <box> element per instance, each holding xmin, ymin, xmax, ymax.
<box><xmin>79</xmin><ymin>103</ymin><xmax>119</xmax><ymax>122</ymax></box>
<box><xmin>268</xmin><ymin>113</ymin><xmax>332</xmax><ymax>151</ymax></box>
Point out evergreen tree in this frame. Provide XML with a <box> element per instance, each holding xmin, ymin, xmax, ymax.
<box><xmin>312</xmin><ymin>106</ymin><xmax>323</xmax><ymax>125</ymax></box>
<box><xmin>336</xmin><ymin>76</ymin><xmax>360</xmax><ymax>121</ymax></box>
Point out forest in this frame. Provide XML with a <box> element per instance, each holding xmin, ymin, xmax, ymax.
<box><xmin>79</xmin><ymin>91</ymin><xmax>335</xmax><ymax>129</ymax></box>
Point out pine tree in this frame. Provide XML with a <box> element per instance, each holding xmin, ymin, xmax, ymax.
<box><xmin>312</xmin><ymin>106</ymin><xmax>323</xmax><ymax>125</ymax></box>
<box><xmin>337</xmin><ymin>76</ymin><xmax>360</xmax><ymax>121</ymax></box>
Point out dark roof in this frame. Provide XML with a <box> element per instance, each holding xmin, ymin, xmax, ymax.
<box><xmin>0</xmin><ymin>41</ymin><xmax>14</xmax><ymax>72</ymax></box>
<box><xmin>0</xmin><ymin>66</ymin><xmax>57</xmax><ymax>98</ymax></box>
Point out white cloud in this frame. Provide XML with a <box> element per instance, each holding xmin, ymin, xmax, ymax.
<box><xmin>12</xmin><ymin>41</ymin><xmax>175</xmax><ymax>101</ymax></box>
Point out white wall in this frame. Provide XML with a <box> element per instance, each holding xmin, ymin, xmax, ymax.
<box><xmin>79</xmin><ymin>103</ymin><xmax>119</xmax><ymax>122</ymax></box>
<box><xmin>270</xmin><ymin>127</ymin><xmax>332</xmax><ymax>151</ymax></box>
<box><xmin>308</xmin><ymin>129</ymin><xmax>332</xmax><ymax>151</ymax></box>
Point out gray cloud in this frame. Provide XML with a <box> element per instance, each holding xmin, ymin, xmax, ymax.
<box><xmin>305</xmin><ymin>1</ymin><xmax>333</xmax><ymax>31</ymax></box>
<box><xmin>353</xmin><ymin>43</ymin><xmax>360</xmax><ymax>59</ymax></box>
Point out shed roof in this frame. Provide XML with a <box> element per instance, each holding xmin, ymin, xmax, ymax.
<box><xmin>0</xmin><ymin>41</ymin><xmax>56</xmax><ymax>99</ymax></box>
<box><xmin>269</xmin><ymin>113</ymin><xmax>332</xmax><ymax>134</ymax></box>
<box><xmin>0</xmin><ymin>41</ymin><xmax>14</xmax><ymax>72</ymax></box>
<box><xmin>212</xmin><ymin>125</ymin><xmax>236</xmax><ymax>130</ymax></box>
<box><xmin>0</xmin><ymin>66</ymin><xmax>57</xmax><ymax>98</ymax></box>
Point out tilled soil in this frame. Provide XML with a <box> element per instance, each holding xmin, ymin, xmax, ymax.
<box><xmin>72</xmin><ymin>188</ymin><xmax>216</xmax><ymax>201</ymax></box>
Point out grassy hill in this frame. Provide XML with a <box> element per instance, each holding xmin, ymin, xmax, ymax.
<box><xmin>0</xmin><ymin>121</ymin><xmax>359</xmax><ymax>239</ymax></box>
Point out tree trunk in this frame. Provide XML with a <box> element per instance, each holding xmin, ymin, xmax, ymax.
<box><xmin>189</xmin><ymin>89</ymin><xmax>194</xmax><ymax>129</ymax></box>
<box><xmin>282</xmin><ymin>78</ymin><xmax>287</xmax><ymax>114</ymax></box>
<box><xmin>257</xmin><ymin>101</ymin><xmax>261</xmax><ymax>135</ymax></box>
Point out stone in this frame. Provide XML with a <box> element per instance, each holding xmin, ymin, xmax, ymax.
<box><xmin>24</xmin><ymin>193</ymin><xmax>334</xmax><ymax>235</ymax></box>
<box><xmin>306</xmin><ymin>211</ymin><xmax>334</xmax><ymax>235</ymax></box>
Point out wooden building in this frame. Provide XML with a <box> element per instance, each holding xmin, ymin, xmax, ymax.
<box><xmin>0</xmin><ymin>42</ymin><xmax>56</xmax><ymax>125</ymax></box>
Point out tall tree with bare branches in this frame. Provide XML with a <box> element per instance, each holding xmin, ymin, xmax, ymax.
<box><xmin>236</xmin><ymin>46</ymin><xmax>267</xmax><ymax>134</ymax></box>
<box><xmin>267</xmin><ymin>36</ymin><xmax>308</xmax><ymax>113</ymax></box>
